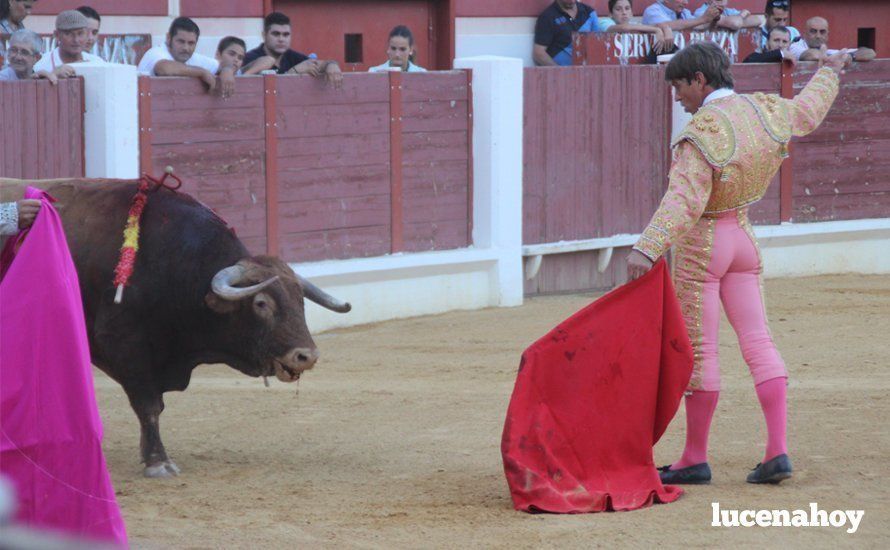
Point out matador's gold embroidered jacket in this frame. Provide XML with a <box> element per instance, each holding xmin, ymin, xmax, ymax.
<box><xmin>634</xmin><ymin>67</ymin><xmax>840</xmax><ymax>261</ymax></box>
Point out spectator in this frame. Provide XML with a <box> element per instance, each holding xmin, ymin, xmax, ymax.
<box><xmin>693</xmin><ymin>0</ymin><xmax>760</xmax><ymax>31</ymax></box>
<box><xmin>533</xmin><ymin>1</ymin><xmax>600</xmax><ymax>66</ymax></box>
<box><xmin>599</xmin><ymin>0</ymin><xmax>672</xmax><ymax>55</ymax></box>
<box><xmin>642</xmin><ymin>0</ymin><xmax>720</xmax><ymax>29</ymax></box>
<box><xmin>33</xmin><ymin>10</ymin><xmax>105</xmax><ymax>79</ymax></box>
<box><xmin>241</xmin><ymin>12</ymin><xmax>343</xmax><ymax>88</ymax></box>
<box><xmin>0</xmin><ymin>0</ymin><xmax>32</xmax><ymax>34</ymax></box>
<box><xmin>1</xmin><ymin>0</ymin><xmax>33</xmax><ymax>63</ymax></box>
<box><xmin>137</xmin><ymin>17</ymin><xmax>237</xmax><ymax>98</ymax></box>
<box><xmin>0</xmin><ymin>199</ymin><xmax>40</xmax><ymax>235</ymax></box>
<box><xmin>743</xmin><ymin>25</ymin><xmax>793</xmax><ymax>63</ymax></box>
<box><xmin>369</xmin><ymin>25</ymin><xmax>426</xmax><ymax>72</ymax></box>
<box><xmin>216</xmin><ymin>36</ymin><xmax>246</xmax><ymax>73</ymax></box>
<box><xmin>0</xmin><ymin>28</ymin><xmax>56</xmax><ymax>82</ymax></box>
<box><xmin>789</xmin><ymin>16</ymin><xmax>875</xmax><ymax>62</ymax></box>
<box><xmin>759</xmin><ymin>0</ymin><xmax>800</xmax><ymax>51</ymax></box>
<box><xmin>75</xmin><ymin>6</ymin><xmax>101</xmax><ymax>54</ymax></box>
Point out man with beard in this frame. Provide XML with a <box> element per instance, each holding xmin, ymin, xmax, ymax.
<box><xmin>137</xmin><ymin>17</ymin><xmax>237</xmax><ymax>98</ymax></box>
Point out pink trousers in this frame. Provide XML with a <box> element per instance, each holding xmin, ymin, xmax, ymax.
<box><xmin>674</xmin><ymin>209</ymin><xmax>787</xmax><ymax>391</ymax></box>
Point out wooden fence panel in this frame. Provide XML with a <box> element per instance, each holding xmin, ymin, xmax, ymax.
<box><xmin>275</xmin><ymin>74</ymin><xmax>391</xmax><ymax>262</ymax></box>
<box><xmin>146</xmin><ymin>77</ymin><xmax>267</xmax><ymax>254</ymax></box>
<box><xmin>400</xmin><ymin>71</ymin><xmax>471</xmax><ymax>253</ymax></box>
<box><xmin>0</xmin><ymin>78</ymin><xmax>84</xmax><ymax>180</ymax></box>
<box><xmin>791</xmin><ymin>61</ymin><xmax>890</xmax><ymax>222</ymax></box>
<box><xmin>522</xmin><ymin>65</ymin><xmax>669</xmax><ymax>294</ymax></box>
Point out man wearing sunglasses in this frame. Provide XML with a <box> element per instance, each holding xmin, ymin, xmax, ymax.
<box><xmin>759</xmin><ymin>0</ymin><xmax>801</xmax><ymax>51</ymax></box>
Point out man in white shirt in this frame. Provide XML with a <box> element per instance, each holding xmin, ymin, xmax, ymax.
<box><xmin>788</xmin><ymin>16</ymin><xmax>875</xmax><ymax>63</ymax></box>
<box><xmin>137</xmin><ymin>17</ymin><xmax>236</xmax><ymax>98</ymax></box>
<box><xmin>641</xmin><ymin>0</ymin><xmax>722</xmax><ymax>50</ymax></box>
<box><xmin>32</xmin><ymin>10</ymin><xmax>104</xmax><ymax>79</ymax></box>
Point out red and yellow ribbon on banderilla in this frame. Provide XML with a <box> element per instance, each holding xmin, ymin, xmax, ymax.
<box><xmin>112</xmin><ymin>167</ymin><xmax>182</xmax><ymax>304</ymax></box>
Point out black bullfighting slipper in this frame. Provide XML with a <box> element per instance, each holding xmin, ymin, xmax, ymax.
<box><xmin>658</xmin><ymin>462</ymin><xmax>712</xmax><ymax>485</ymax></box>
<box><xmin>746</xmin><ymin>454</ymin><xmax>793</xmax><ymax>484</ymax></box>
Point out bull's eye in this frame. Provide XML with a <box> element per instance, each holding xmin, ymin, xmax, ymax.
<box><xmin>253</xmin><ymin>293</ymin><xmax>275</xmax><ymax>318</ymax></box>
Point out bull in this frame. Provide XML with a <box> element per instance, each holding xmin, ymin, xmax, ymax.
<box><xmin>0</xmin><ymin>178</ymin><xmax>350</xmax><ymax>477</ymax></box>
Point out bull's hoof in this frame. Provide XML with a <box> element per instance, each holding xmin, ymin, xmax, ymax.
<box><xmin>143</xmin><ymin>460</ymin><xmax>181</xmax><ymax>478</ymax></box>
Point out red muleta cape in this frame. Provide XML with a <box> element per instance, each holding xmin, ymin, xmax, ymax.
<box><xmin>0</xmin><ymin>188</ymin><xmax>128</xmax><ymax>546</ymax></box>
<box><xmin>501</xmin><ymin>259</ymin><xmax>693</xmax><ymax>513</ymax></box>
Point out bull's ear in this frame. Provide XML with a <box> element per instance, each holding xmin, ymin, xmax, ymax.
<box><xmin>205</xmin><ymin>291</ymin><xmax>240</xmax><ymax>313</ymax></box>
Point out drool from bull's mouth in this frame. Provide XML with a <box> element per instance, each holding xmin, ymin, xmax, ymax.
<box><xmin>272</xmin><ymin>359</ymin><xmax>303</xmax><ymax>383</ymax></box>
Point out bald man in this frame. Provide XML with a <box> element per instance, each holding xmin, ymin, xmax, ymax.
<box><xmin>789</xmin><ymin>16</ymin><xmax>875</xmax><ymax>62</ymax></box>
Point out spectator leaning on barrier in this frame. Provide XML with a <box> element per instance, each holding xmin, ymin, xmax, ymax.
<box><xmin>642</xmin><ymin>0</ymin><xmax>721</xmax><ymax>46</ymax></box>
<box><xmin>75</xmin><ymin>5</ymin><xmax>100</xmax><ymax>54</ymax></box>
<box><xmin>693</xmin><ymin>0</ymin><xmax>761</xmax><ymax>31</ymax></box>
<box><xmin>0</xmin><ymin>0</ymin><xmax>32</xmax><ymax>35</ymax></box>
<box><xmin>789</xmin><ymin>16</ymin><xmax>875</xmax><ymax>63</ymax></box>
<box><xmin>33</xmin><ymin>10</ymin><xmax>105</xmax><ymax>79</ymax></box>
<box><xmin>743</xmin><ymin>25</ymin><xmax>793</xmax><ymax>63</ymax></box>
<box><xmin>242</xmin><ymin>11</ymin><xmax>343</xmax><ymax>88</ymax></box>
<box><xmin>137</xmin><ymin>17</ymin><xmax>237</xmax><ymax>98</ymax></box>
<box><xmin>599</xmin><ymin>0</ymin><xmax>672</xmax><ymax>54</ymax></box>
<box><xmin>533</xmin><ymin>0</ymin><xmax>600</xmax><ymax>66</ymax></box>
<box><xmin>1</xmin><ymin>0</ymin><xmax>34</xmax><ymax>63</ymax></box>
<box><xmin>216</xmin><ymin>36</ymin><xmax>246</xmax><ymax>73</ymax></box>
<box><xmin>759</xmin><ymin>0</ymin><xmax>800</xmax><ymax>51</ymax></box>
<box><xmin>0</xmin><ymin>28</ymin><xmax>55</xmax><ymax>82</ymax></box>
<box><xmin>369</xmin><ymin>25</ymin><xmax>426</xmax><ymax>73</ymax></box>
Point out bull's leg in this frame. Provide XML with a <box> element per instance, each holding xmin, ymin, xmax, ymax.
<box><xmin>122</xmin><ymin>387</ymin><xmax>180</xmax><ymax>478</ymax></box>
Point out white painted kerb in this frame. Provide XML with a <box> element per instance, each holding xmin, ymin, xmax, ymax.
<box><xmin>292</xmin><ymin>248</ymin><xmax>501</xmax><ymax>332</ymax></box>
<box><xmin>520</xmin><ymin>218</ymin><xmax>890</xmax><ymax>281</ymax></box>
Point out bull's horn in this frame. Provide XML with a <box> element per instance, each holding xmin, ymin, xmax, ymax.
<box><xmin>296</xmin><ymin>274</ymin><xmax>352</xmax><ymax>313</ymax></box>
<box><xmin>211</xmin><ymin>265</ymin><xmax>279</xmax><ymax>301</ymax></box>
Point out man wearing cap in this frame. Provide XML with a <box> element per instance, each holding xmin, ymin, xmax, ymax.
<box><xmin>33</xmin><ymin>9</ymin><xmax>105</xmax><ymax>78</ymax></box>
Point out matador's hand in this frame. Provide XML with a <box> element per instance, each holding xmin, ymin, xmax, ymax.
<box><xmin>822</xmin><ymin>51</ymin><xmax>848</xmax><ymax>75</ymax></box>
<box><xmin>626</xmin><ymin>249</ymin><xmax>654</xmax><ymax>282</ymax></box>
<box><xmin>16</xmin><ymin>199</ymin><xmax>41</xmax><ymax>229</ymax></box>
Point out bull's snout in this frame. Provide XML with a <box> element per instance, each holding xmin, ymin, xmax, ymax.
<box><xmin>288</xmin><ymin>347</ymin><xmax>320</xmax><ymax>370</ymax></box>
<box><xmin>273</xmin><ymin>347</ymin><xmax>320</xmax><ymax>382</ymax></box>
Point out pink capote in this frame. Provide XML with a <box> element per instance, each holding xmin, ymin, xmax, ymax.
<box><xmin>0</xmin><ymin>187</ymin><xmax>128</xmax><ymax>546</ymax></box>
<box><xmin>501</xmin><ymin>260</ymin><xmax>694</xmax><ymax>513</ymax></box>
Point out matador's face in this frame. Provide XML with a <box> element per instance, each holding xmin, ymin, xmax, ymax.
<box><xmin>671</xmin><ymin>73</ymin><xmax>709</xmax><ymax>114</ymax></box>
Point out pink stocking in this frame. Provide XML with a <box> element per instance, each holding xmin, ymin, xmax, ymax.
<box><xmin>755</xmin><ymin>377</ymin><xmax>788</xmax><ymax>462</ymax></box>
<box><xmin>671</xmin><ymin>390</ymin><xmax>719</xmax><ymax>470</ymax></box>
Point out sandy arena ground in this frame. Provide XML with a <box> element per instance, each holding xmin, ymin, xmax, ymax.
<box><xmin>93</xmin><ymin>275</ymin><xmax>889</xmax><ymax>548</ymax></box>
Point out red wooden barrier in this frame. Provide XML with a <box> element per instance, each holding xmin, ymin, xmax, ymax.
<box><xmin>790</xmin><ymin>60</ymin><xmax>890</xmax><ymax>222</ymax></box>
<box><xmin>142</xmin><ymin>76</ymin><xmax>269</xmax><ymax>254</ymax></box>
<box><xmin>0</xmin><ymin>78</ymin><xmax>84</xmax><ymax>179</ymax></box>
<box><xmin>263</xmin><ymin>73</ymin><xmax>280</xmax><ymax>257</ymax></box>
<box><xmin>389</xmin><ymin>71</ymin><xmax>404</xmax><ymax>253</ymax></box>
<box><xmin>522</xmin><ymin>65</ymin><xmax>671</xmax><ymax>293</ymax></box>
<box><xmin>139</xmin><ymin>72</ymin><xmax>473</xmax><ymax>262</ymax></box>
<box><xmin>400</xmin><ymin>71</ymin><xmax>472</xmax><ymax>254</ymax></box>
